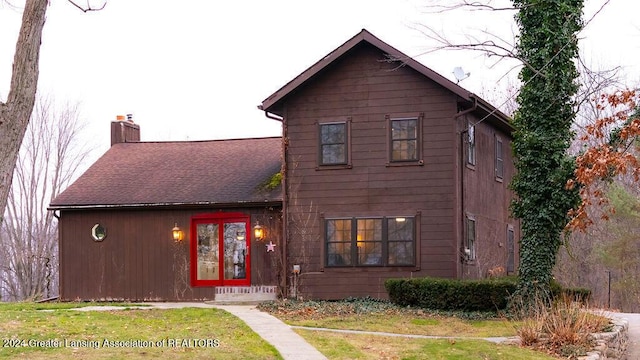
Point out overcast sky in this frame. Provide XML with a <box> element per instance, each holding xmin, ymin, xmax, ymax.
<box><xmin>1</xmin><ymin>0</ymin><xmax>639</xmax><ymax>165</ymax></box>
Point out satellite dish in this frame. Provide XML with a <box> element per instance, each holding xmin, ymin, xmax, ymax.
<box><xmin>453</xmin><ymin>67</ymin><xmax>471</xmax><ymax>83</ymax></box>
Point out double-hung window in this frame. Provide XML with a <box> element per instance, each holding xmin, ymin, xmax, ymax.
<box><xmin>467</xmin><ymin>122</ymin><xmax>476</xmax><ymax>166</ymax></box>
<box><xmin>507</xmin><ymin>225</ymin><xmax>515</xmax><ymax>274</ymax></box>
<box><xmin>465</xmin><ymin>215</ymin><xmax>476</xmax><ymax>261</ymax></box>
<box><xmin>387</xmin><ymin>113</ymin><xmax>423</xmax><ymax>164</ymax></box>
<box><xmin>495</xmin><ymin>136</ymin><xmax>504</xmax><ymax>180</ymax></box>
<box><xmin>325</xmin><ymin>217</ymin><xmax>415</xmax><ymax>267</ymax></box>
<box><xmin>318</xmin><ymin>120</ymin><xmax>350</xmax><ymax>166</ymax></box>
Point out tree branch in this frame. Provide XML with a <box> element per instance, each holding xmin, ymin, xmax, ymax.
<box><xmin>66</xmin><ymin>0</ymin><xmax>106</xmax><ymax>13</ymax></box>
<box><xmin>423</xmin><ymin>0</ymin><xmax>522</xmax><ymax>13</ymax></box>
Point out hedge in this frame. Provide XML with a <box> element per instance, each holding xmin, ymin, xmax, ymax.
<box><xmin>385</xmin><ymin>277</ymin><xmax>591</xmax><ymax>311</ymax></box>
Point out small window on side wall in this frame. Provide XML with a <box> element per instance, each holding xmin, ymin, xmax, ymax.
<box><xmin>318</xmin><ymin>119</ymin><xmax>351</xmax><ymax>167</ymax></box>
<box><xmin>465</xmin><ymin>215</ymin><xmax>476</xmax><ymax>261</ymax></box>
<box><xmin>495</xmin><ymin>136</ymin><xmax>504</xmax><ymax>181</ymax></box>
<box><xmin>387</xmin><ymin>113</ymin><xmax>423</xmax><ymax>165</ymax></box>
<box><xmin>467</xmin><ymin>121</ymin><xmax>476</xmax><ymax>166</ymax></box>
<box><xmin>507</xmin><ymin>225</ymin><xmax>515</xmax><ymax>274</ymax></box>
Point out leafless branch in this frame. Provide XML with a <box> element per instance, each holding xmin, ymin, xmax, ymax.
<box><xmin>423</xmin><ymin>0</ymin><xmax>521</xmax><ymax>13</ymax></box>
<box><xmin>409</xmin><ymin>23</ymin><xmax>544</xmax><ymax>78</ymax></box>
<box><xmin>584</xmin><ymin>0</ymin><xmax>612</xmax><ymax>28</ymax></box>
<box><xmin>66</xmin><ymin>0</ymin><xmax>106</xmax><ymax>13</ymax></box>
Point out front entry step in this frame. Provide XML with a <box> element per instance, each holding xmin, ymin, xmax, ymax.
<box><xmin>209</xmin><ymin>286</ymin><xmax>277</xmax><ymax>304</ymax></box>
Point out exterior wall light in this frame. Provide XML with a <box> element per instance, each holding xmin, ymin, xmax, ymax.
<box><xmin>253</xmin><ymin>222</ymin><xmax>265</xmax><ymax>241</ymax></box>
<box><xmin>172</xmin><ymin>223</ymin><xmax>184</xmax><ymax>242</ymax></box>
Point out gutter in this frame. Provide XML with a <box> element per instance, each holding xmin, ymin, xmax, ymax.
<box><xmin>48</xmin><ymin>200</ymin><xmax>283</xmax><ymax>211</ymax></box>
<box><xmin>263</xmin><ymin>110</ymin><xmax>283</xmax><ymax>122</ymax></box>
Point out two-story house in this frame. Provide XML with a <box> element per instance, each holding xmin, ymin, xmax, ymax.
<box><xmin>259</xmin><ymin>29</ymin><xmax>519</xmax><ymax>299</ymax></box>
<box><xmin>49</xmin><ymin>29</ymin><xmax>518</xmax><ymax>302</ymax></box>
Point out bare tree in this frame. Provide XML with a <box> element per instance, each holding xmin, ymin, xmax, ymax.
<box><xmin>0</xmin><ymin>95</ymin><xmax>89</xmax><ymax>301</ymax></box>
<box><xmin>0</xmin><ymin>0</ymin><xmax>104</xmax><ymax>230</ymax></box>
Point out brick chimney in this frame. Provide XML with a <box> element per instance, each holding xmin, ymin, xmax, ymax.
<box><xmin>111</xmin><ymin>114</ymin><xmax>140</xmax><ymax>146</ymax></box>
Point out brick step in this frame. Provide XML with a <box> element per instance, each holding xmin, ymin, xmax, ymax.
<box><xmin>209</xmin><ymin>286</ymin><xmax>277</xmax><ymax>304</ymax></box>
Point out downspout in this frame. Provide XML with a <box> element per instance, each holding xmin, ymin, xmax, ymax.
<box><xmin>262</xmin><ymin>110</ymin><xmax>288</xmax><ymax>298</ymax></box>
<box><xmin>453</xmin><ymin>96</ymin><xmax>477</xmax><ymax>279</ymax></box>
<box><xmin>52</xmin><ymin>210</ymin><xmax>62</xmax><ymax>299</ymax></box>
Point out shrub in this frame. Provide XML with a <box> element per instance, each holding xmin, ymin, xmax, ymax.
<box><xmin>385</xmin><ymin>277</ymin><xmax>592</xmax><ymax>312</ymax></box>
<box><xmin>385</xmin><ymin>277</ymin><xmax>516</xmax><ymax>311</ymax></box>
<box><xmin>550</xmin><ymin>282</ymin><xmax>592</xmax><ymax>303</ymax></box>
<box><xmin>514</xmin><ymin>296</ymin><xmax>610</xmax><ymax>357</ymax></box>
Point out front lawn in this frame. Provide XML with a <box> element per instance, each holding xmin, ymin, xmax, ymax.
<box><xmin>297</xmin><ymin>330</ymin><xmax>558</xmax><ymax>360</ymax></box>
<box><xmin>0</xmin><ymin>302</ymin><xmax>280</xmax><ymax>359</ymax></box>
<box><xmin>258</xmin><ymin>298</ymin><xmax>518</xmax><ymax>337</ymax></box>
<box><xmin>259</xmin><ymin>298</ymin><xmax>560</xmax><ymax>359</ymax></box>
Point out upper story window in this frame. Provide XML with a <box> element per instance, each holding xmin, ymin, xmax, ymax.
<box><xmin>495</xmin><ymin>136</ymin><xmax>504</xmax><ymax>180</ymax></box>
<box><xmin>467</xmin><ymin>122</ymin><xmax>476</xmax><ymax>166</ymax></box>
<box><xmin>318</xmin><ymin>119</ymin><xmax>351</xmax><ymax>167</ymax></box>
<box><xmin>387</xmin><ymin>113</ymin><xmax>423</xmax><ymax>165</ymax></box>
<box><xmin>325</xmin><ymin>216</ymin><xmax>415</xmax><ymax>267</ymax></box>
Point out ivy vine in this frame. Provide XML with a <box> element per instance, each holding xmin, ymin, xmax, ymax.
<box><xmin>510</xmin><ymin>0</ymin><xmax>583</xmax><ymax>306</ymax></box>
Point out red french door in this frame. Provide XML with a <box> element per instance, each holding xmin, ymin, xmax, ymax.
<box><xmin>190</xmin><ymin>213</ymin><xmax>250</xmax><ymax>286</ymax></box>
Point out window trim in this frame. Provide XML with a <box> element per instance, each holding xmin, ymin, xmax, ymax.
<box><xmin>495</xmin><ymin>135</ymin><xmax>504</xmax><ymax>181</ymax></box>
<box><xmin>324</xmin><ymin>216</ymin><xmax>417</xmax><ymax>268</ymax></box>
<box><xmin>317</xmin><ymin>118</ymin><xmax>352</xmax><ymax>169</ymax></box>
<box><xmin>386</xmin><ymin>113</ymin><xmax>424</xmax><ymax>166</ymax></box>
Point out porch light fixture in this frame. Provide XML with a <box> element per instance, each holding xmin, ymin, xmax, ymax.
<box><xmin>253</xmin><ymin>222</ymin><xmax>265</xmax><ymax>241</ymax></box>
<box><xmin>172</xmin><ymin>223</ymin><xmax>184</xmax><ymax>242</ymax></box>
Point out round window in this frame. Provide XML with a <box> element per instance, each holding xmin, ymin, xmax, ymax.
<box><xmin>91</xmin><ymin>224</ymin><xmax>107</xmax><ymax>241</ymax></box>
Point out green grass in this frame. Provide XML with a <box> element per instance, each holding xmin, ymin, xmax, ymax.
<box><xmin>259</xmin><ymin>299</ymin><xmax>518</xmax><ymax>337</ymax></box>
<box><xmin>0</xmin><ymin>302</ymin><xmax>280</xmax><ymax>359</ymax></box>
<box><xmin>260</xmin><ymin>299</ymin><xmax>563</xmax><ymax>359</ymax></box>
<box><xmin>295</xmin><ymin>330</ymin><xmax>559</xmax><ymax>360</ymax></box>
<box><xmin>284</xmin><ymin>314</ymin><xmax>517</xmax><ymax>337</ymax></box>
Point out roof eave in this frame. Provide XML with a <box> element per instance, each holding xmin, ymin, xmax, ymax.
<box><xmin>48</xmin><ymin>199</ymin><xmax>283</xmax><ymax>211</ymax></box>
<box><xmin>260</xmin><ymin>29</ymin><xmax>477</xmax><ymax>114</ymax></box>
<box><xmin>470</xmin><ymin>94</ymin><xmax>514</xmax><ymax>134</ymax></box>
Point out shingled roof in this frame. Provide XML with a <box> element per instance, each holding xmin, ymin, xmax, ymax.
<box><xmin>50</xmin><ymin>137</ymin><xmax>283</xmax><ymax>209</ymax></box>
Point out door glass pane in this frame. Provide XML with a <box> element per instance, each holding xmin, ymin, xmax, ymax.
<box><xmin>223</xmin><ymin>222</ymin><xmax>247</xmax><ymax>280</ymax></box>
<box><xmin>196</xmin><ymin>223</ymin><xmax>219</xmax><ymax>280</ymax></box>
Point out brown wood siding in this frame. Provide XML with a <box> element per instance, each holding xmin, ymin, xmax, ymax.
<box><xmin>58</xmin><ymin>206</ymin><xmax>281</xmax><ymax>301</ymax></box>
<box><xmin>282</xmin><ymin>43</ymin><xmax>460</xmax><ymax>299</ymax></box>
<box><xmin>460</xmin><ymin>113</ymin><xmax>520</xmax><ymax>279</ymax></box>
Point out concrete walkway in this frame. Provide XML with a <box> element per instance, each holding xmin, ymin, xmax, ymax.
<box><xmin>215</xmin><ymin>305</ymin><xmax>327</xmax><ymax>360</ymax></box>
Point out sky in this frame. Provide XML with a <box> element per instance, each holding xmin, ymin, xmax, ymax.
<box><xmin>1</xmin><ymin>0</ymin><xmax>639</xmax><ymax>168</ymax></box>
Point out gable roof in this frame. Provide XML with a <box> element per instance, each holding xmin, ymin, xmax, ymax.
<box><xmin>50</xmin><ymin>137</ymin><xmax>282</xmax><ymax>210</ymax></box>
<box><xmin>259</xmin><ymin>29</ymin><xmax>512</xmax><ymax>133</ymax></box>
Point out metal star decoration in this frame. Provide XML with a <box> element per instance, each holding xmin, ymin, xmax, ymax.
<box><xmin>265</xmin><ymin>241</ymin><xmax>276</xmax><ymax>252</ymax></box>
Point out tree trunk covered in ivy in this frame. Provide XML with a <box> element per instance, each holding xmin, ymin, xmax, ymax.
<box><xmin>510</xmin><ymin>1</ymin><xmax>583</xmax><ymax>304</ymax></box>
<box><xmin>0</xmin><ymin>0</ymin><xmax>49</xmax><ymax>227</ymax></box>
